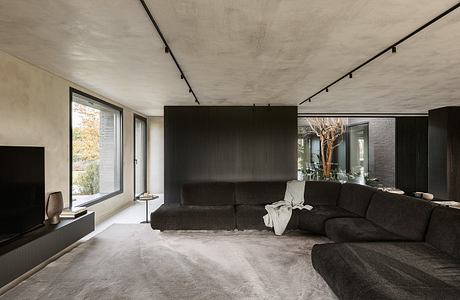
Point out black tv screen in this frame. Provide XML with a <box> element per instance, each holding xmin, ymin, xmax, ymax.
<box><xmin>0</xmin><ymin>146</ymin><xmax>45</xmax><ymax>242</ymax></box>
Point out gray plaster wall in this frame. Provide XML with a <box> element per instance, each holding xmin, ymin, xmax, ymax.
<box><xmin>0</xmin><ymin>51</ymin><xmax>140</xmax><ymax>224</ymax></box>
<box><xmin>148</xmin><ymin>117</ymin><xmax>164</xmax><ymax>194</ymax></box>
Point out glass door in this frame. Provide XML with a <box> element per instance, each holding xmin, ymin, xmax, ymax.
<box><xmin>347</xmin><ymin>123</ymin><xmax>369</xmax><ymax>177</ymax></box>
<box><xmin>134</xmin><ymin>115</ymin><xmax>147</xmax><ymax>198</ymax></box>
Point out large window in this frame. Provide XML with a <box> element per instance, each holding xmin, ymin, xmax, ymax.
<box><xmin>70</xmin><ymin>88</ymin><xmax>123</xmax><ymax>207</ymax></box>
<box><xmin>298</xmin><ymin>117</ymin><xmax>395</xmax><ymax>187</ymax></box>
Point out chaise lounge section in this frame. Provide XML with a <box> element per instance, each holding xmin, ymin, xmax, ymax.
<box><xmin>151</xmin><ymin>182</ymin><xmax>236</xmax><ymax>230</ymax></box>
<box><xmin>312</xmin><ymin>206</ymin><xmax>460</xmax><ymax>299</ymax></box>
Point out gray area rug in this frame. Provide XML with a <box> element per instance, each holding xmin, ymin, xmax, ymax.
<box><xmin>1</xmin><ymin>225</ymin><xmax>336</xmax><ymax>300</ymax></box>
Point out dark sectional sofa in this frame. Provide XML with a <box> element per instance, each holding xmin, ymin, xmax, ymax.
<box><xmin>151</xmin><ymin>181</ymin><xmax>460</xmax><ymax>299</ymax></box>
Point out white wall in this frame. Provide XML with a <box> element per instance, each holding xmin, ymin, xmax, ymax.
<box><xmin>148</xmin><ymin>117</ymin><xmax>164</xmax><ymax>193</ymax></box>
<box><xmin>0</xmin><ymin>50</ymin><xmax>143</xmax><ymax>224</ymax></box>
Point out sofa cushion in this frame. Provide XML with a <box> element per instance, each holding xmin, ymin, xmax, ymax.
<box><xmin>304</xmin><ymin>181</ymin><xmax>342</xmax><ymax>206</ymax></box>
<box><xmin>366</xmin><ymin>191</ymin><xmax>435</xmax><ymax>241</ymax></box>
<box><xmin>426</xmin><ymin>206</ymin><xmax>460</xmax><ymax>260</ymax></box>
<box><xmin>235</xmin><ymin>181</ymin><xmax>286</xmax><ymax>205</ymax></box>
<box><xmin>298</xmin><ymin>206</ymin><xmax>358</xmax><ymax>235</ymax></box>
<box><xmin>150</xmin><ymin>204</ymin><xmax>235</xmax><ymax>230</ymax></box>
<box><xmin>181</xmin><ymin>182</ymin><xmax>235</xmax><ymax>206</ymax></box>
<box><xmin>312</xmin><ymin>242</ymin><xmax>460</xmax><ymax>300</ymax></box>
<box><xmin>235</xmin><ymin>205</ymin><xmax>299</xmax><ymax>230</ymax></box>
<box><xmin>337</xmin><ymin>183</ymin><xmax>376</xmax><ymax>216</ymax></box>
<box><xmin>325</xmin><ymin>217</ymin><xmax>406</xmax><ymax>242</ymax></box>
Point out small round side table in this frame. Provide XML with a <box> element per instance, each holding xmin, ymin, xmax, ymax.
<box><xmin>137</xmin><ymin>195</ymin><xmax>159</xmax><ymax>224</ymax></box>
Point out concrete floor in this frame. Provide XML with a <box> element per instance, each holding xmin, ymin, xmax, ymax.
<box><xmin>87</xmin><ymin>194</ymin><xmax>164</xmax><ymax>238</ymax></box>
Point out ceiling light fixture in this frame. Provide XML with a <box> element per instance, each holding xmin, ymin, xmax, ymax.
<box><xmin>139</xmin><ymin>0</ymin><xmax>200</xmax><ymax>105</ymax></box>
<box><xmin>299</xmin><ymin>2</ymin><xmax>460</xmax><ymax>105</ymax></box>
<box><xmin>349</xmin><ymin>73</ymin><xmax>353</xmax><ymax>79</ymax></box>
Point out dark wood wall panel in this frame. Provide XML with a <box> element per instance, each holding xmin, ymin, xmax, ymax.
<box><xmin>395</xmin><ymin>117</ymin><xmax>428</xmax><ymax>194</ymax></box>
<box><xmin>164</xmin><ymin>106</ymin><xmax>298</xmax><ymax>204</ymax></box>
<box><xmin>428</xmin><ymin>107</ymin><xmax>460</xmax><ymax>200</ymax></box>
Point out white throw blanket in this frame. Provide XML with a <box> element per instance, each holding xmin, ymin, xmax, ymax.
<box><xmin>263</xmin><ymin>180</ymin><xmax>313</xmax><ymax>235</ymax></box>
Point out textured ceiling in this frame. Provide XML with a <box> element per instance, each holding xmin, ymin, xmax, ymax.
<box><xmin>0</xmin><ymin>0</ymin><xmax>459</xmax><ymax>115</ymax></box>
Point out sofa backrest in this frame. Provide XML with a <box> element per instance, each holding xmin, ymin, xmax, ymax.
<box><xmin>235</xmin><ymin>181</ymin><xmax>286</xmax><ymax>205</ymax></box>
<box><xmin>366</xmin><ymin>191</ymin><xmax>435</xmax><ymax>241</ymax></box>
<box><xmin>181</xmin><ymin>182</ymin><xmax>235</xmax><ymax>206</ymax></box>
<box><xmin>337</xmin><ymin>183</ymin><xmax>376</xmax><ymax>216</ymax></box>
<box><xmin>425</xmin><ymin>206</ymin><xmax>460</xmax><ymax>260</ymax></box>
<box><xmin>304</xmin><ymin>181</ymin><xmax>342</xmax><ymax>206</ymax></box>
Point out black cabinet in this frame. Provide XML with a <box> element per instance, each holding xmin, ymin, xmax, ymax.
<box><xmin>0</xmin><ymin>212</ymin><xmax>95</xmax><ymax>288</ymax></box>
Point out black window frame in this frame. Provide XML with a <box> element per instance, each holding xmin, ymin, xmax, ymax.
<box><xmin>69</xmin><ymin>87</ymin><xmax>124</xmax><ymax>208</ymax></box>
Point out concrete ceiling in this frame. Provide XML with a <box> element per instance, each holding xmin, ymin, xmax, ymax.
<box><xmin>1</xmin><ymin>0</ymin><xmax>460</xmax><ymax>115</ymax></box>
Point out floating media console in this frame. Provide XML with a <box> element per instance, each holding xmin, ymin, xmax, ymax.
<box><xmin>0</xmin><ymin>212</ymin><xmax>95</xmax><ymax>288</ymax></box>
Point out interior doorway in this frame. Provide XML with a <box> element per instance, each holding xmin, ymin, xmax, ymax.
<box><xmin>347</xmin><ymin>122</ymin><xmax>369</xmax><ymax>176</ymax></box>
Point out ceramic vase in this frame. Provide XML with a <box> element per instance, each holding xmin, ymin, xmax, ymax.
<box><xmin>46</xmin><ymin>192</ymin><xmax>63</xmax><ymax>224</ymax></box>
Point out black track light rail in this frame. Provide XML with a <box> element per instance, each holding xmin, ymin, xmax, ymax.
<box><xmin>138</xmin><ymin>0</ymin><xmax>200</xmax><ymax>104</ymax></box>
<box><xmin>299</xmin><ymin>2</ymin><xmax>460</xmax><ymax>105</ymax></box>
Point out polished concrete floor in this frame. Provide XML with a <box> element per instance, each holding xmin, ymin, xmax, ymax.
<box><xmin>87</xmin><ymin>194</ymin><xmax>164</xmax><ymax>238</ymax></box>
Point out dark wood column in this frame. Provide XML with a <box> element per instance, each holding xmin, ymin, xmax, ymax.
<box><xmin>395</xmin><ymin>117</ymin><xmax>428</xmax><ymax>194</ymax></box>
<box><xmin>428</xmin><ymin>107</ymin><xmax>460</xmax><ymax>200</ymax></box>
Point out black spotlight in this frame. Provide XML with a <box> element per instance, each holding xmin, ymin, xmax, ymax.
<box><xmin>391</xmin><ymin>46</ymin><xmax>397</xmax><ymax>53</ymax></box>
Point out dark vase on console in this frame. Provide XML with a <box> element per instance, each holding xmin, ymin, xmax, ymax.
<box><xmin>46</xmin><ymin>192</ymin><xmax>63</xmax><ymax>225</ymax></box>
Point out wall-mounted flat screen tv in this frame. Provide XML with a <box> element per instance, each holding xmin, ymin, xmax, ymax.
<box><xmin>0</xmin><ymin>146</ymin><xmax>45</xmax><ymax>244</ymax></box>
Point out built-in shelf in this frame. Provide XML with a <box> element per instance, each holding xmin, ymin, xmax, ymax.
<box><xmin>0</xmin><ymin>212</ymin><xmax>95</xmax><ymax>288</ymax></box>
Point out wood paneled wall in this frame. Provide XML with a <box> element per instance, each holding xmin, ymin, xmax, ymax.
<box><xmin>164</xmin><ymin>106</ymin><xmax>298</xmax><ymax>204</ymax></box>
<box><xmin>395</xmin><ymin>117</ymin><xmax>428</xmax><ymax>194</ymax></box>
<box><xmin>428</xmin><ymin>107</ymin><xmax>460</xmax><ymax>200</ymax></box>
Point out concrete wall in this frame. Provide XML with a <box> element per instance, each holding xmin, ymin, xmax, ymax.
<box><xmin>148</xmin><ymin>117</ymin><xmax>164</xmax><ymax>194</ymax></box>
<box><xmin>0</xmin><ymin>50</ymin><xmax>141</xmax><ymax>224</ymax></box>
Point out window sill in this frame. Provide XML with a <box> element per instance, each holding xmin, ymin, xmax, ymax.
<box><xmin>71</xmin><ymin>190</ymin><xmax>123</xmax><ymax>208</ymax></box>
